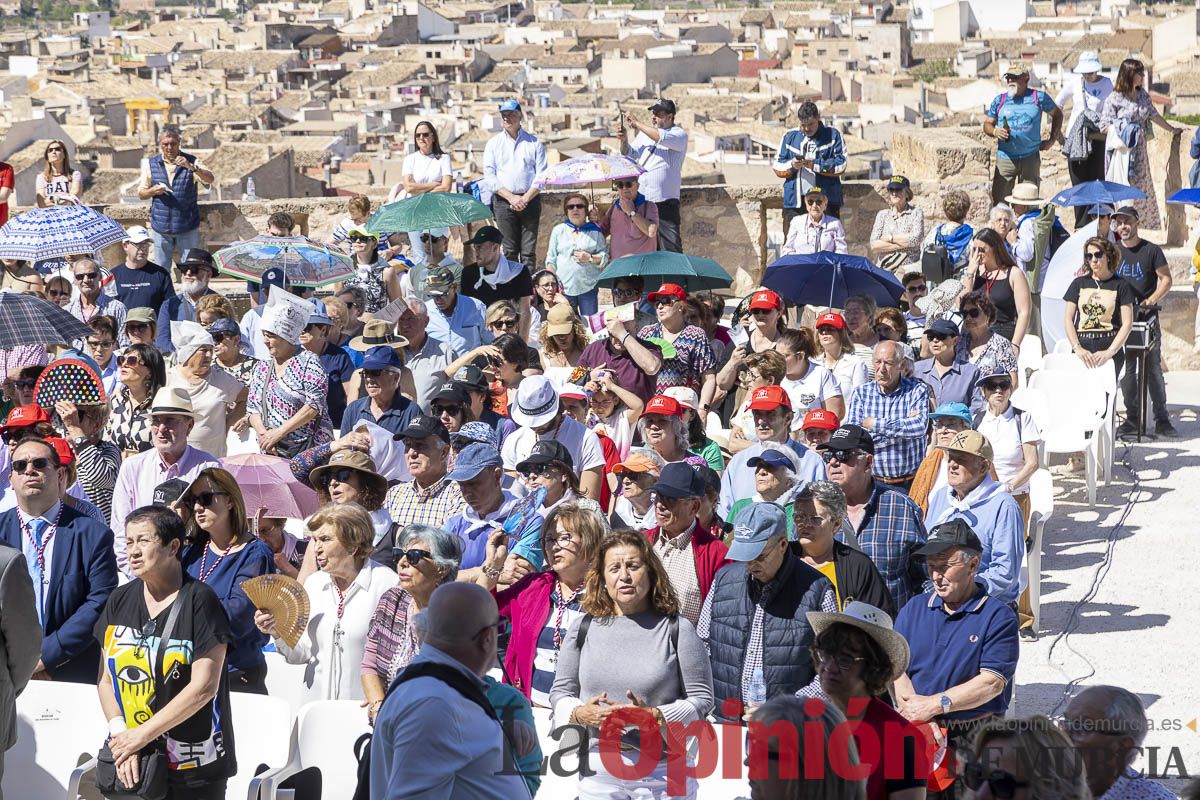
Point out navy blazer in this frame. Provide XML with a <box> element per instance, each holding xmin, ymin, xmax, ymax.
<box><xmin>155</xmin><ymin>288</ymin><xmax>217</xmax><ymax>353</ymax></box>
<box><xmin>0</xmin><ymin>504</ymin><xmax>118</xmax><ymax>683</ymax></box>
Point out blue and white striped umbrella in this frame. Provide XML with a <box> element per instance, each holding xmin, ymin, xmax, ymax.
<box><xmin>0</xmin><ymin>205</ymin><xmax>128</xmax><ymax>261</ymax></box>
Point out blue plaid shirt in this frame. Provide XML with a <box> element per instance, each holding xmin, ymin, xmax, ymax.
<box><xmin>841</xmin><ymin>482</ymin><xmax>927</xmax><ymax>612</ymax></box>
<box><xmin>846</xmin><ymin>376</ymin><xmax>931</xmax><ymax>479</ymax></box>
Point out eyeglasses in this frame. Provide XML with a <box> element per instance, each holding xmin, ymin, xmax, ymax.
<box><xmin>982</xmin><ymin>380</ymin><xmax>1012</xmax><ymax>392</ymax></box>
<box><xmin>537</xmin><ymin>282</ymin><xmax>559</xmax><ymax>291</ymax></box>
<box><xmin>472</xmin><ymin>617</ymin><xmax>510</xmax><ymax>640</ymax></box>
<box><xmin>962</xmin><ymin>762</ymin><xmax>1031</xmax><ymax>800</ymax></box>
<box><xmin>886</xmin><ymin>188</ymin><xmax>905</xmax><ymax>195</ymax></box>
<box><xmin>433</xmin><ymin>404</ymin><xmax>462</xmax><ymax>417</ymax></box>
<box><xmin>543</xmin><ymin>531</ymin><xmax>575</xmax><ymax>549</ymax></box>
<box><xmin>321</xmin><ymin>467</ymin><xmax>357</xmax><ymax>488</ymax></box>
<box><xmin>932</xmin><ymin>419</ymin><xmax>966</xmax><ymax>430</ymax></box>
<box><xmin>492</xmin><ymin>318</ymin><xmax>518</xmax><ymax>329</ymax></box>
<box><xmin>654</xmin><ymin>297</ymin><xmax>677</xmax><ymax>307</ymax></box>
<box><xmin>86</xmin><ymin>338</ymin><xmax>114</xmax><ymax>349</ymax></box>
<box><xmin>566</xmin><ymin>203</ymin><xmax>587</xmax><ymax>210</ymax></box>
<box><xmin>183</xmin><ymin>490</ymin><xmax>228</xmax><ymax>508</ymax></box>
<box><xmin>393</xmin><ymin>547</ymin><xmax>433</xmax><ymax>565</ymax></box>
<box><xmin>343</xmin><ymin>300</ymin><xmax>360</xmax><ymax>309</ymax></box>
<box><xmin>613</xmin><ymin>287</ymin><xmax>640</xmax><ymax>298</ymax></box>
<box><xmin>117</xmin><ymin>354</ymin><xmax>144</xmax><ymax>367</ymax></box>
<box><xmin>1084</xmin><ymin>251</ymin><xmax>1105</xmax><ymax>261</ymax></box>
<box><xmin>303</xmin><ymin>323</ymin><xmax>327</xmax><ymax>334</ymax></box>
<box><xmin>520</xmin><ymin>463</ymin><xmax>552</xmax><ymax>478</ymax></box>
<box><xmin>963</xmin><ymin>308</ymin><xmax>983</xmax><ymax>319</ymax></box>
<box><xmin>74</xmin><ymin>271</ymin><xmax>99</xmax><ymax>280</ymax></box>
<box><xmin>614</xmin><ymin>181</ymin><xmax>636</xmax><ymax>189</ymax></box>
<box><xmin>809</xmin><ymin>646</ymin><xmax>866</xmax><ymax>672</ymax></box>
<box><xmin>820</xmin><ymin>449</ymin><xmax>862</xmax><ymax>464</ymax></box>
<box><xmin>11</xmin><ymin>457</ymin><xmax>53</xmax><ymax>474</ymax></box>
<box><xmin>792</xmin><ymin>513</ymin><xmax>825</xmax><ymax>526</ymax></box>
<box><xmin>905</xmin><ymin>284</ymin><xmax>927</xmax><ymax>293</ymax></box>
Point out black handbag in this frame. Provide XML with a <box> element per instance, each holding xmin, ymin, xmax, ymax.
<box><xmin>97</xmin><ymin>583</ymin><xmax>193</xmax><ymax>800</ymax></box>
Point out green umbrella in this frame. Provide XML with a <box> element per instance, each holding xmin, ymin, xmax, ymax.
<box><xmin>596</xmin><ymin>251</ymin><xmax>733</xmax><ymax>291</ymax></box>
<box><xmin>364</xmin><ymin>193</ymin><xmax>493</xmax><ymax>234</ymax></box>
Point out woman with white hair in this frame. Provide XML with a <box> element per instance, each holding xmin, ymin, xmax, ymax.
<box><xmin>246</xmin><ymin>291</ymin><xmax>333</xmax><ymax>457</ymax></box>
<box><xmin>168</xmin><ymin>321</ymin><xmax>245</xmax><ymax>458</ymax></box>
<box><xmin>988</xmin><ymin>202</ymin><xmax>1018</xmax><ymax>255</ymax></box>
<box><xmin>726</xmin><ymin>442</ymin><xmax>803</xmax><ymax>528</ymax></box>
<box><xmin>637</xmin><ymin>395</ymin><xmax>707</xmax><ymax>467</ymax></box>
<box><xmin>360</xmin><ymin>523</ymin><xmax>461</xmax><ymax>724</ymax></box>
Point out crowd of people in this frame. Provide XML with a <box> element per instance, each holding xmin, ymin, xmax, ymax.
<box><xmin>0</xmin><ymin>82</ymin><xmax>1188</xmax><ymax>800</ymax></box>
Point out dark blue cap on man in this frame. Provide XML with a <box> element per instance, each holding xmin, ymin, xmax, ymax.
<box><xmin>916</xmin><ymin>519</ymin><xmax>983</xmax><ymax>556</ymax></box>
<box><xmin>392</xmin><ymin>414</ymin><xmax>450</xmax><ymax>443</ymax></box>
<box><xmin>651</xmin><ymin>462</ymin><xmax>706</xmax><ymax>499</ymax></box>
<box><xmin>361</xmin><ymin>346</ymin><xmax>403</xmax><ymax>371</ymax></box>
<box><xmin>262</xmin><ymin>266</ymin><xmax>289</xmax><ymax>289</ymax></box>
<box><xmin>925</xmin><ymin>318</ymin><xmax>960</xmax><ymax>338</ymax></box>
<box><xmin>447</xmin><ymin>442</ymin><xmax>503</xmax><ymax>481</ymax></box>
<box><xmin>727</xmin><ymin>503</ymin><xmax>789</xmax><ymax>561</ymax></box>
<box><xmin>817</xmin><ymin>424</ymin><xmax>875</xmax><ymax>455</ymax></box>
<box><xmin>467</xmin><ymin>226</ymin><xmax>504</xmax><ymax>246</ymax></box>
<box><xmin>747</xmin><ymin>448</ymin><xmax>794</xmax><ymax>472</ymax></box>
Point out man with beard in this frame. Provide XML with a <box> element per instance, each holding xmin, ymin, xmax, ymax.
<box><xmin>155</xmin><ymin>248</ymin><xmax>218</xmax><ymax>353</ymax></box>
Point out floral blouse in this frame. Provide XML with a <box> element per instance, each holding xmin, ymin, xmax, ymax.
<box><xmin>870</xmin><ymin>206</ymin><xmax>926</xmax><ymax>266</ymax></box>
<box><xmin>345</xmin><ymin>258</ymin><xmax>390</xmax><ymax>314</ymax></box>
<box><xmin>105</xmin><ymin>384</ymin><xmax>154</xmax><ymax>455</ymax></box>
<box><xmin>246</xmin><ymin>351</ymin><xmax>333</xmax><ymax>453</ymax></box>
<box><xmin>213</xmin><ymin>355</ymin><xmax>261</xmax><ymax>388</ymax></box>
<box><xmin>956</xmin><ymin>331</ymin><xmax>1019</xmax><ymax>377</ymax></box>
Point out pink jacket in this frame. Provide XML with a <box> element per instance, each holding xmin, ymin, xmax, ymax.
<box><xmin>644</xmin><ymin>521</ymin><xmax>731</xmax><ymax>601</ymax></box>
<box><xmin>494</xmin><ymin>571</ymin><xmax>558</xmax><ymax>700</ymax></box>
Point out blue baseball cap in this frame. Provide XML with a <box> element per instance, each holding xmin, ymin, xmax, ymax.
<box><xmin>728</xmin><ymin>503</ymin><xmax>789</xmax><ymax>561</ymax></box>
<box><xmin>498</xmin><ymin>99</ymin><xmax>522</xmax><ymax>112</ymax></box>
<box><xmin>447</xmin><ymin>442</ymin><xmax>503</xmax><ymax>482</ymax></box>
<box><xmin>207</xmin><ymin>317</ymin><xmax>240</xmax><ymax>338</ymax></box>
<box><xmin>451</xmin><ymin>421</ymin><xmax>498</xmax><ymax>449</ymax></box>
<box><xmin>261</xmin><ymin>266</ymin><xmax>289</xmax><ymax>290</ymax></box>
<box><xmin>924</xmin><ymin>318</ymin><xmax>960</xmax><ymax>338</ymax></box>
<box><xmin>929</xmin><ymin>402</ymin><xmax>972</xmax><ymax>425</ymax></box>
<box><xmin>361</xmin><ymin>346</ymin><xmax>403</xmax><ymax>371</ymax></box>
<box><xmin>308</xmin><ymin>298</ymin><xmax>333</xmax><ymax>328</ymax></box>
<box><xmin>974</xmin><ymin>367</ymin><xmax>1014</xmax><ymax>390</ymax></box>
<box><xmin>747</xmin><ymin>449</ymin><xmax>794</xmax><ymax>472</ymax></box>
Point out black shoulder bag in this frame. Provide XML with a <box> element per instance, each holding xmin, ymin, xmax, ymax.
<box><xmin>97</xmin><ymin>582</ymin><xmax>193</xmax><ymax>800</ymax></box>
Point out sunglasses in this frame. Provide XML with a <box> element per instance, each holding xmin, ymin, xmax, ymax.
<box><xmin>492</xmin><ymin>318</ymin><xmax>518</xmax><ymax>329</ymax></box>
<box><xmin>321</xmin><ymin>467</ymin><xmax>357</xmax><ymax>488</ymax></box>
<box><xmin>393</xmin><ymin>547</ymin><xmax>433</xmax><ymax>565</ymax></box>
<box><xmin>46</xmin><ymin>147</ymin><xmax>64</xmax><ymax>153</ymax></box>
<box><xmin>117</xmin><ymin>354</ymin><xmax>144</xmax><ymax>367</ymax></box>
<box><xmin>982</xmin><ymin>380</ymin><xmax>1012</xmax><ymax>392</ymax></box>
<box><xmin>613</xmin><ymin>287</ymin><xmax>640</xmax><ymax>298</ymax></box>
<box><xmin>11</xmin><ymin>457</ymin><xmax>53</xmax><ymax>474</ymax></box>
<box><xmin>566</xmin><ymin>203</ymin><xmax>587</xmax><ymax>210</ymax></box>
<box><xmin>13</xmin><ymin>379</ymin><xmax>36</xmax><ymax>391</ymax></box>
<box><xmin>74</xmin><ymin>271</ymin><xmax>99</xmax><ymax>280</ymax></box>
<box><xmin>303</xmin><ymin>323</ymin><xmax>327</xmax><ymax>333</ymax></box>
<box><xmin>654</xmin><ymin>297</ymin><xmax>677</xmax><ymax>307</ymax></box>
<box><xmin>804</xmin><ymin>198</ymin><xmax>826</xmax><ymax>206</ymax></box>
<box><xmin>348</xmin><ymin>236</ymin><xmax>374</xmax><ymax>243</ymax></box>
<box><xmin>925</xmin><ymin>332</ymin><xmax>950</xmax><ymax>341</ymax></box>
<box><xmin>433</xmin><ymin>404</ymin><xmax>462</xmax><ymax>416</ymax></box>
<box><xmin>614</xmin><ymin>181</ymin><xmax>636</xmax><ymax>189</ymax></box>
<box><xmin>962</xmin><ymin>762</ymin><xmax>1030</xmax><ymax>799</ymax></box>
<box><xmin>211</xmin><ymin>332</ymin><xmax>237</xmax><ymax>343</ymax></box>
<box><xmin>414</xmin><ymin>132</ymin><xmax>433</xmax><ymax>139</ymax></box>
<box><xmin>1084</xmin><ymin>251</ymin><xmax>1105</xmax><ymax>261</ymax></box>
<box><xmin>963</xmin><ymin>308</ymin><xmax>983</xmax><ymax>319</ymax></box>
<box><xmin>126</xmin><ymin>322</ymin><xmax>150</xmax><ymax>333</ymax></box>
<box><xmin>86</xmin><ymin>338</ymin><xmax>114</xmax><ymax>348</ymax></box>
<box><xmin>750</xmin><ymin>308</ymin><xmax>774</xmax><ymax>317</ymax></box>
<box><xmin>820</xmin><ymin>449</ymin><xmax>862</xmax><ymax>464</ymax></box>
<box><xmin>180</xmin><ymin>266</ymin><xmax>208</xmax><ymax>276</ymax></box>
<box><xmin>906</xmin><ymin>284</ymin><xmax>927</xmax><ymax>292</ymax></box>
<box><xmin>184</xmin><ymin>490</ymin><xmax>228</xmax><ymax>508</ymax></box>
<box><xmin>343</xmin><ymin>300</ymin><xmax>359</xmax><ymax>309</ymax></box>
<box><xmin>520</xmin><ymin>463</ymin><xmax>552</xmax><ymax>478</ymax></box>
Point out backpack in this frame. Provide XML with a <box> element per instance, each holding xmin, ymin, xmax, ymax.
<box><xmin>352</xmin><ymin>661</ymin><xmax>531</xmax><ymax>800</ymax></box>
<box><xmin>994</xmin><ymin>90</ymin><xmax>1041</xmax><ymax>122</ymax></box>
<box><xmin>921</xmin><ymin>226</ymin><xmax>955</xmax><ymax>283</ymax></box>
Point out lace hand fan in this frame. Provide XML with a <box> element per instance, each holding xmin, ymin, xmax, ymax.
<box><xmin>241</xmin><ymin>574</ymin><xmax>310</xmax><ymax>648</ymax></box>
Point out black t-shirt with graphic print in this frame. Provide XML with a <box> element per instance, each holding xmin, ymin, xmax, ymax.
<box><xmin>1116</xmin><ymin>239</ymin><xmax>1168</xmax><ymax>304</ymax></box>
<box><xmin>1064</xmin><ymin>274</ymin><xmax>1136</xmax><ymax>346</ymax></box>
<box><xmin>94</xmin><ymin>575</ymin><xmax>237</xmax><ymax>788</ymax></box>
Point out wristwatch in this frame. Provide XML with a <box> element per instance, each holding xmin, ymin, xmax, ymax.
<box><xmin>939</xmin><ymin>694</ymin><xmax>953</xmax><ymax>715</ymax></box>
<box><xmin>70</xmin><ymin>435</ymin><xmax>92</xmax><ymax>452</ymax></box>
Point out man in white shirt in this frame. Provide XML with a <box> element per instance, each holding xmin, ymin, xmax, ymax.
<box><xmin>620</xmin><ymin>98</ymin><xmax>688</xmax><ymax>253</ymax></box>
<box><xmin>483</xmin><ymin>99</ymin><xmax>547</xmax><ymax>268</ymax></box>
<box><xmin>501</xmin><ymin>375</ymin><xmax>604</xmax><ymax>500</ymax></box>
<box><xmin>370</xmin><ymin>582</ymin><xmax>533</xmax><ymax>800</ymax></box>
<box><xmin>1056</xmin><ymin>51</ymin><xmax>1113</xmax><ymax>227</ymax></box>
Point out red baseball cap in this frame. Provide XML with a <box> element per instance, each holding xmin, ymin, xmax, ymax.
<box><xmin>747</xmin><ymin>385</ymin><xmax>791</xmax><ymax>412</ymax></box>
<box><xmin>748</xmin><ymin>289</ymin><xmax>782</xmax><ymax>311</ymax></box>
<box><xmin>801</xmin><ymin>409</ymin><xmax>840</xmax><ymax>431</ymax></box>
<box><xmin>44</xmin><ymin>437</ymin><xmax>75</xmax><ymax>467</ymax></box>
<box><xmin>559</xmin><ymin>386</ymin><xmax>587</xmax><ymax>401</ymax></box>
<box><xmin>646</xmin><ymin>283</ymin><xmax>687</xmax><ymax>303</ymax></box>
<box><xmin>640</xmin><ymin>395</ymin><xmax>682</xmax><ymax>418</ymax></box>
<box><xmin>816</xmin><ymin>312</ymin><xmax>847</xmax><ymax>330</ymax></box>
<box><xmin>0</xmin><ymin>404</ymin><xmax>51</xmax><ymax>436</ymax></box>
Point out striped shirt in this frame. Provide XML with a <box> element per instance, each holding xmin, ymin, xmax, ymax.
<box><xmin>529</xmin><ymin>584</ymin><xmax>585</xmax><ymax>708</ymax></box>
<box><xmin>384</xmin><ymin>476</ymin><xmax>465</xmax><ymax>530</ymax></box>
<box><xmin>361</xmin><ymin>587</ymin><xmax>421</xmax><ymax>683</ymax></box>
<box><xmin>846</xmin><ymin>376</ymin><xmax>931</xmax><ymax>479</ymax></box>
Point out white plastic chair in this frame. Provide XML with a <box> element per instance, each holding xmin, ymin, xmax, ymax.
<box><xmin>1016</xmin><ymin>334</ymin><xmax>1044</xmax><ymax>387</ymax></box>
<box><xmin>230</xmin><ymin>693</ymin><xmax>294</xmax><ymax>800</ymax></box>
<box><xmin>264</xmin><ymin>649</ymin><xmax>314</xmax><ymax>717</ymax></box>
<box><xmin>1021</xmin><ymin>377</ymin><xmax>1104</xmax><ymax>506</ymax></box>
<box><xmin>255</xmin><ymin>700</ymin><xmax>370</xmax><ymax>800</ymax></box>
<box><xmin>1053</xmin><ymin>338</ymin><xmax>1074</xmax><ymax>354</ymax></box>
<box><xmin>4</xmin><ymin>680</ymin><xmax>107</xmax><ymax>799</ymax></box>
<box><xmin>1026</xmin><ymin>469</ymin><xmax>1055</xmax><ymax>633</ymax></box>
<box><xmin>1038</xmin><ymin>355</ymin><xmax>1117</xmax><ymax>484</ymax></box>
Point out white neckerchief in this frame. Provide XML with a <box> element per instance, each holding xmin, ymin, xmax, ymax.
<box><xmin>933</xmin><ymin>474</ymin><xmax>1004</xmax><ymax>526</ymax></box>
<box><xmin>474</xmin><ymin>254</ymin><xmax>522</xmax><ymax>291</ymax></box>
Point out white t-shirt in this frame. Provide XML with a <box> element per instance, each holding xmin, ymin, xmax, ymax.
<box><xmin>37</xmin><ymin>171</ymin><xmax>80</xmax><ymax>202</ymax></box>
<box><xmin>502</xmin><ymin>414</ymin><xmax>606</xmax><ymax>476</ymax></box>
<box><xmin>781</xmin><ymin>361</ymin><xmax>842</xmax><ymax>429</ymax></box>
<box><xmin>823</xmin><ymin>352</ymin><xmax>869</xmax><ymax>400</ymax></box>
<box><xmin>975</xmin><ymin>406</ymin><xmax>1040</xmax><ymax>493</ymax></box>
<box><xmin>402</xmin><ymin>151</ymin><xmax>452</xmax><ymax>188</ymax></box>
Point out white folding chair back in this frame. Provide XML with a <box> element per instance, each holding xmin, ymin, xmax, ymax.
<box><xmin>1053</xmin><ymin>338</ymin><xmax>1074</xmax><ymax>354</ymax></box>
<box><xmin>1039</xmin><ymin>356</ymin><xmax>1117</xmax><ymax>483</ymax></box>
<box><xmin>258</xmin><ymin>700</ymin><xmax>370</xmax><ymax>800</ymax></box>
<box><xmin>1040</xmin><ymin>352</ymin><xmax>1087</xmax><ymax>372</ymax></box>
<box><xmin>1026</xmin><ymin>469</ymin><xmax>1056</xmax><ymax>632</ymax></box>
<box><xmin>4</xmin><ymin>680</ymin><xmax>107</xmax><ymax>799</ymax></box>
<box><xmin>230</xmin><ymin>693</ymin><xmax>294</xmax><ymax>800</ymax></box>
<box><xmin>264</xmin><ymin>649</ymin><xmax>315</xmax><ymax>717</ymax></box>
<box><xmin>1024</xmin><ymin>375</ymin><xmax>1104</xmax><ymax>506</ymax></box>
<box><xmin>1016</xmin><ymin>336</ymin><xmax>1044</xmax><ymax>387</ymax></box>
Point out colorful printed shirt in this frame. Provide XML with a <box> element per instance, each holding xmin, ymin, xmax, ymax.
<box><xmin>246</xmin><ymin>351</ymin><xmax>333</xmax><ymax>453</ymax></box>
<box><xmin>636</xmin><ymin>322</ymin><xmax>716</xmax><ymax>394</ymax></box>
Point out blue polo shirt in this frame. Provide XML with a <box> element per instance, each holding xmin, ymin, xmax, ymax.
<box><xmin>894</xmin><ymin>582</ymin><xmax>1019</xmax><ymax>721</ymax></box>
<box><xmin>318</xmin><ymin>343</ymin><xmax>357</xmax><ymax>426</ymax></box>
<box><xmin>340</xmin><ymin>392</ymin><xmax>420</xmax><ymax>438</ymax></box>
<box><xmin>912</xmin><ymin>357</ymin><xmax>981</xmax><ymax>412</ymax></box>
<box><xmin>425</xmin><ymin>294</ymin><xmax>490</xmax><ymax>354</ymax></box>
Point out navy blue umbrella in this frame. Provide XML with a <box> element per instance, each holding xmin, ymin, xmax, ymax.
<box><xmin>1049</xmin><ymin>180</ymin><xmax>1145</xmax><ymax>212</ymax></box>
<box><xmin>762</xmin><ymin>253</ymin><xmax>905</xmax><ymax>309</ymax></box>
